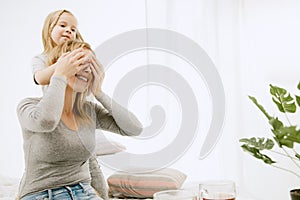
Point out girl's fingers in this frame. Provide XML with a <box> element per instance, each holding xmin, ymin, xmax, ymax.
<box><xmin>66</xmin><ymin>48</ymin><xmax>87</xmax><ymax>62</ymax></box>
<box><xmin>76</xmin><ymin>63</ymin><xmax>90</xmax><ymax>72</ymax></box>
<box><xmin>69</xmin><ymin>47</ymin><xmax>84</xmax><ymax>56</ymax></box>
<box><xmin>72</xmin><ymin>52</ymin><xmax>86</xmax><ymax>63</ymax></box>
<box><xmin>60</xmin><ymin>51</ymin><xmax>71</xmax><ymax>58</ymax></box>
<box><xmin>64</xmin><ymin>49</ymin><xmax>81</xmax><ymax>60</ymax></box>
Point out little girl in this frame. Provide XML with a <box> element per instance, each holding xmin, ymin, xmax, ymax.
<box><xmin>32</xmin><ymin>9</ymin><xmax>84</xmax><ymax>90</ymax></box>
<box><xmin>29</xmin><ymin>9</ymin><xmax>109</xmax><ymax>200</ymax></box>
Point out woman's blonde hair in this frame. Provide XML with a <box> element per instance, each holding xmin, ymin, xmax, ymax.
<box><xmin>42</xmin><ymin>9</ymin><xmax>84</xmax><ymax>54</ymax></box>
<box><xmin>48</xmin><ymin>40</ymin><xmax>94</xmax><ymax>125</ymax></box>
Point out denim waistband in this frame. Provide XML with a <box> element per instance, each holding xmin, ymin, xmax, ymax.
<box><xmin>21</xmin><ymin>182</ymin><xmax>89</xmax><ymax>200</ymax></box>
<box><xmin>52</xmin><ymin>182</ymin><xmax>86</xmax><ymax>196</ymax></box>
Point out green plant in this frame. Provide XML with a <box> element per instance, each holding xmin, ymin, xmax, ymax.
<box><xmin>240</xmin><ymin>83</ymin><xmax>300</xmax><ymax>178</ymax></box>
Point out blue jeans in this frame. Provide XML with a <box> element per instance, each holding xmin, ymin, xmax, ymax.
<box><xmin>21</xmin><ymin>182</ymin><xmax>103</xmax><ymax>200</ymax></box>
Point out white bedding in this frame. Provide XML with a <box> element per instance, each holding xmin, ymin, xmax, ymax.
<box><xmin>0</xmin><ymin>175</ymin><xmax>19</xmax><ymax>200</ymax></box>
<box><xmin>0</xmin><ymin>175</ymin><xmax>256</xmax><ymax>200</ymax></box>
<box><xmin>0</xmin><ymin>174</ymin><xmax>152</xmax><ymax>200</ymax></box>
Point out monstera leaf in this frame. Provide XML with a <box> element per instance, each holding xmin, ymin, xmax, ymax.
<box><xmin>270</xmin><ymin>84</ymin><xmax>296</xmax><ymax>113</ymax></box>
<box><xmin>240</xmin><ymin>137</ymin><xmax>275</xmax><ymax>164</ymax></box>
<box><xmin>272</xmin><ymin>126</ymin><xmax>300</xmax><ymax>148</ymax></box>
<box><xmin>239</xmin><ymin>137</ymin><xmax>274</xmax><ymax>150</ymax></box>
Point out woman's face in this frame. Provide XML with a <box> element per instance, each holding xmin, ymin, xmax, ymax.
<box><xmin>67</xmin><ymin>49</ymin><xmax>93</xmax><ymax>93</ymax></box>
<box><xmin>51</xmin><ymin>12</ymin><xmax>78</xmax><ymax>45</ymax></box>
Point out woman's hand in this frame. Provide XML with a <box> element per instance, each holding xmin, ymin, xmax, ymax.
<box><xmin>53</xmin><ymin>48</ymin><xmax>89</xmax><ymax>79</ymax></box>
<box><xmin>90</xmin><ymin>56</ymin><xmax>105</xmax><ymax>96</ymax></box>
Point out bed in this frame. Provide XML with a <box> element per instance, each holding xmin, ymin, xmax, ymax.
<box><xmin>0</xmin><ymin>178</ymin><xmax>153</xmax><ymax>200</ymax></box>
<box><xmin>0</xmin><ymin>174</ymin><xmax>153</xmax><ymax>200</ymax></box>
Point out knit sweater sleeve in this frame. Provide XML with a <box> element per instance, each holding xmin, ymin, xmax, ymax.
<box><xmin>17</xmin><ymin>75</ymin><xmax>66</xmax><ymax>132</ymax></box>
<box><xmin>94</xmin><ymin>92</ymin><xmax>143</xmax><ymax>136</ymax></box>
<box><xmin>31</xmin><ymin>54</ymin><xmax>47</xmax><ymax>74</ymax></box>
<box><xmin>89</xmin><ymin>155</ymin><xmax>109</xmax><ymax>200</ymax></box>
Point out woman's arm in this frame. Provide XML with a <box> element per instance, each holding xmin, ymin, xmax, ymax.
<box><xmin>94</xmin><ymin>92</ymin><xmax>143</xmax><ymax>136</ymax></box>
<box><xmin>89</xmin><ymin>56</ymin><xmax>143</xmax><ymax>136</ymax></box>
<box><xmin>17</xmin><ymin>75</ymin><xmax>67</xmax><ymax>132</ymax></box>
<box><xmin>89</xmin><ymin>155</ymin><xmax>109</xmax><ymax>200</ymax></box>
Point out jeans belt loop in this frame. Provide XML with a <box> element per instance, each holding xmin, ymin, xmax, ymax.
<box><xmin>65</xmin><ymin>186</ymin><xmax>75</xmax><ymax>200</ymax></box>
<box><xmin>47</xmin><ymin>189</ymin><xmax>52</xmax><ymax>200</ymax></box>
<box><xmin>78</xmin><ymin>182</ymin><xmax>86</xmax><ymax>192</ymax></box>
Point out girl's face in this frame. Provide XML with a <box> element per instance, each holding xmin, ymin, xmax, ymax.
<box><xmin>51</xmin><ymin>12</ymin><xmax>78</xmax><ymax>45</ymax></box>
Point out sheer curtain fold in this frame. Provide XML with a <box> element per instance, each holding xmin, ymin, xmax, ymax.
<box><xmin>143</xmin><ymin>0</ymin><xmax>242</xmax><ymax>182</ymax></box>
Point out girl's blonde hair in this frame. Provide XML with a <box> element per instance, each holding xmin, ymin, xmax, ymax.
<box><xmin>42</xmin><ymin>9</ymin><xmax>84</xmax><ymax>54</ymax></box>
<box><xmin>48</xmin><ymin>40</ymin><xmax>94</xmax><ymax>125</ymax></box>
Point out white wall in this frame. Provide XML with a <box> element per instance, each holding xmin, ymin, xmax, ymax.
<box><xmin>0</xmin><ymin>1</ymin><xmax>299</xmax><ymax>199</ymax></box>
<box><xmin>0</xmin><ymin>0</ymin><xmax>146</xmax><ymax>178</ymax></box>
<box><xmin>240</xmin><ymin>1</ymin><xmax>300</xmax><ymax>199</ymax></box>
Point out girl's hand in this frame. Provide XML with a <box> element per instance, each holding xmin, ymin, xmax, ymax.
<box><xmin>90</xmin><ymin>56</ymin><xmax>105</xmax><ymax>96</ymax></box>
<box><xmin>53</xmin><ymin>48</ymin><xmax>89</xmax><ymax>79</ymax></box>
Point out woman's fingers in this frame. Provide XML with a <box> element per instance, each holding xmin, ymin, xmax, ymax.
<box><xmin>90</xmin><ymin>59</ymin><xmax>99</xmax><ymax>75</ymax></box>
<box><xmin>90</xmin><ymin>62</ymin><xmax>98</xmax><ymax>78</ymax></box>
<box><xmin>91</xmin><ymin>56</ymin><xmax>104</xmax><ymax>75</ymax></box>
<box><xmin>89</xmin><ymin>57</ymin><xmax>105</xmax><ymax>96</ymax></box>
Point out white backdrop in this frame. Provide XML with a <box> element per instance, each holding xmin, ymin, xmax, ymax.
<box><xmin>1</xmin><ymin>1</ymin><xmax>300</xmax><ymax>199</ymax></box>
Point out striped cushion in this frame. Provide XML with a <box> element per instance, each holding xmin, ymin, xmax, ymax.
<box><xmin>107</xmin><ymin>168</ymin><xmax>187</xmax><ymax>198</ymax></box>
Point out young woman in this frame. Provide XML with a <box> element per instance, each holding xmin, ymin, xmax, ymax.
<box><xmin>17</xmin><ymin>40</ymin><xmax>143</xmax><ymax>200</ymax></box>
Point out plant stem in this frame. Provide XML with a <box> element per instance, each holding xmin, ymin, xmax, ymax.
<box><xmin>284</xmin><ymin>112</ymin><xmax>292</xmax><ymax>126</ymax></box>
<box><xmin>272</xmin><ymin>164</ymin><xmax>300</xmax><ymax>178</ymax></box>
<box><xmin>270</xmin><ymin>150</ymin><xmax>300</xmax><ymax>161</ymax></box>
<box><xmin>292</xmin><ymin>148</ymin><xmax>299</xmax><ymax>157</ymax></box>
<box><xmin>282</xmin><ymin>147</ymin><xmax>300</xmax><ymax>170</ymax></box>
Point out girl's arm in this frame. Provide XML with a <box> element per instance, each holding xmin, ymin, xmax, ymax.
<box><xmin>34</xmin><ymin>64</ymin><xmax>56</xmax><ymax>85</ymax></box>
<box><xmin>31</xmin><ymin>54</ymin><xmax>54</xmax><ymax>85</ymax></box>
<box><xmin>32</xmin><ymin>49</ymin><xmax>88</xmax><ymax>85</ymax></box>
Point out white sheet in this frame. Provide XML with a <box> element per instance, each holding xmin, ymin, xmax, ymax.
<box><xmin>0</xmin><ymin>175</ymin><xmax>152</xmax><ymax>200</ymax></box>
<box><xmin>0</xmin><ymin>175</ymin><xmax>19</xmax><ymax>200</ymax></box>
<box><xmin>0</xmin><ymin>175</ymin><xmax>256</xmax><ymax>200</ymax></box>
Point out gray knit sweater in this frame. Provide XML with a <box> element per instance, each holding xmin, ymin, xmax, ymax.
<box><xmin>17</xmin><ymin>75</ymin><xmax>142</xmax><ymax>197</ymax></box>
<box><xmin>31</xmin><ymin>53</ymin><xmax>108</xmax><ymax>200</ymax></box>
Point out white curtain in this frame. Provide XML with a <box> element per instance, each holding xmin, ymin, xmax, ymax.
<box><xmin>100</xmin><ymin>0</ymin><xmax>244</xmax><ymax>193</ymax></box>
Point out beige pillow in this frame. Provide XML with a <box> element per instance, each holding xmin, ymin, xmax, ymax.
<box><xmin>95</xmin><ymin>139</ymin><xmax>126</xmax><ymax>156</ymax></box>
<box><xmin>107</xmin><ymin>167</ymin><xmax>187</xmax><ymax>198</ymax></box>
